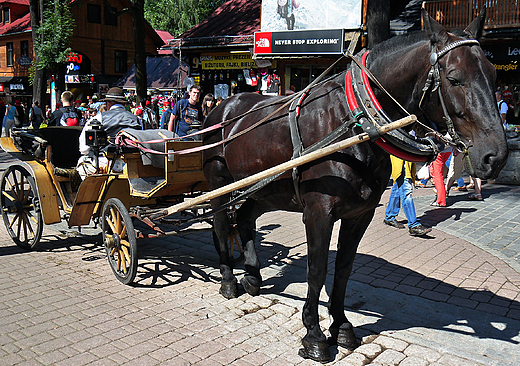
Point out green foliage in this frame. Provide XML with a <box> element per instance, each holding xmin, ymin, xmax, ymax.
<box><xmin>144</xmin><ymin>0</ymin><xmax>225</xmax><ymax>37</ymax></box>
<box><xmin>33</xmin><ymin>0</ymin><xmax>75</xmax><ymax>71</ymax></box>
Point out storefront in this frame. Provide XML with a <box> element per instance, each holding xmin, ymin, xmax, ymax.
<box><xmin>483</xmin><ymin>43</ymin><xmax>520</xmax><ymax>124</ymax></box>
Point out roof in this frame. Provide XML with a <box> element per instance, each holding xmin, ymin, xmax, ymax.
<box><xmin>0</xmin><ymin>13</ymin><xmax>31</xmax><ymax>36</ymax></box>
<box><xmin>170</xmin><ymin>0</ymin><xmax>260</xmax><ymax>48</ymax></box>
<box><xmin>116</xmin><ymin>56</ymin><xmax>188</xmax><ymax>90</ymax></box>
<box><xmin>0</xmin><ymin>0</ymin><xmax>30</xmax><ymax>5</ymax></box>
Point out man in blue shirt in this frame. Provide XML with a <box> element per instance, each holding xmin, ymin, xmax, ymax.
<box><xmin>168</xmin><ymin>85</ymin><xmax>203</xmax><ymax>139</ymax></box>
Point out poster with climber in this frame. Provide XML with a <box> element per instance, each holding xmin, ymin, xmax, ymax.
<box><xmin>261</xmin><ymin>0</ymin><xmax>362</xmax><ymax>32</ymax></box>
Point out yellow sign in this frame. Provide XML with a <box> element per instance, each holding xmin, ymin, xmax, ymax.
<box><xmin>201</xmin><ymin>53</ymin><xmax>256</xmax><ymax>70</ymax></box>
<box><xmin>495</xmin><ymin>63</ymin><xmax>518</xmax><ymax>72</ymax></box>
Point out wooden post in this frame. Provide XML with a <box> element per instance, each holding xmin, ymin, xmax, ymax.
<box><xmin>155</xmin><ymin>115</ymin><xmax>417</xmax><ymax>219</ymax></box>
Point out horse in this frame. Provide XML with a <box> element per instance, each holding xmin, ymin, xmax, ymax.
<box><xmin>202</xmin><ymin>8</ymin><xmax>508</xmax><ymax>363</ymax></box>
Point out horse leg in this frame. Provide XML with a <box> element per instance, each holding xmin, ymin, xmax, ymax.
<box><xmin>213</xmin><ymin>202</ymin><xmax>239</xmax><ymax>299</ymax></box>
<box><xmin>235</xmin><ymin>198</ymin><xmax>263</xmax><ymax>296</ymax></box>
<box><xmin>300</xmin><ymin>204</ymin><xmax>334</xmax><ymax>363</ymax></box>
<box><xmin>328</xmin><ymin>211</ymin><xmax>374</xmax><ymax>350</ymax></box>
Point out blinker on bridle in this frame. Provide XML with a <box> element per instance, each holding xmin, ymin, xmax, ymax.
<box><xmin>419</xmin><ymin>39</ymin><xmax>480</xmax><ymax>175</ymax></box>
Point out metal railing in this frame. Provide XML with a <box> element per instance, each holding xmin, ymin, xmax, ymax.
<box><xmin>423</xmin><ymin>0</ymin><xmax>520</xmax><ymax>29</ymax></box>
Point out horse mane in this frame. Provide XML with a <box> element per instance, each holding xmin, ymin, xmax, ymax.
<box><xmin>368</xmin><ymin>31</ymin><xmax>428</xmax><ymax>62</ymax></box>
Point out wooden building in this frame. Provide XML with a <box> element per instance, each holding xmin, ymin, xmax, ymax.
<box><xmin>0</xmin><ymin>0</ymin><xmax>163</xmax><ymax>105</ymax></box>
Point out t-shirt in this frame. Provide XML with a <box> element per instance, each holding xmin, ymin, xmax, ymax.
<box><xmin>173</xmin><ymin>99</ymin><xmax>203</xmax><ymax>137</ymax></box>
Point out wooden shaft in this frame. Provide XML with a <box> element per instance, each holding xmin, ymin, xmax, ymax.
<box><xmin>157</xmin><ymin>115</ymin><xmax>417</xmax><ymax>219</ymax></box>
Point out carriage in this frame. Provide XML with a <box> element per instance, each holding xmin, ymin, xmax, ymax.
<box><xmin>0</xmin><ymin>126</ymin><xmax>239</xmax><ymax>285</ymax></box>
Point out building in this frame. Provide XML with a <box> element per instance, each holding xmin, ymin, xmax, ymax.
<box><xmin>0</xmin><ymin>0</ymin><xmax>163</xmax><ymax>105</ymax></box>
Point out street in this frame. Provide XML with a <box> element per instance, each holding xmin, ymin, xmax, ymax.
<box><xmin>0</xmin><ymin>150</ymin><xmax>519</xmax><ymax>365</ymax></box>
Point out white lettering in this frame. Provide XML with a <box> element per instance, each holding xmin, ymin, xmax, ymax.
<box><xmin>508</xmin><ymin>47</ymin><xmax>520</xmax><ymax>56</ymax></box>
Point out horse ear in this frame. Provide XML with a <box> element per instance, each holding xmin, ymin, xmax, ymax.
<box><xmin>421</xmin><ymin>8</ymin><xmax>449</xmax><ymax>46</ymax></box>
<box><xmin>464</xmin><ymin>6</ymin><xmax>486</xmax><ymax>40</ymax></box>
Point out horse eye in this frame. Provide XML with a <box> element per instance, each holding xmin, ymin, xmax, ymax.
<box><xmin>448</xmin><ymin>77</ymin><xmax>462</xmax><ymax>87</ymax></box>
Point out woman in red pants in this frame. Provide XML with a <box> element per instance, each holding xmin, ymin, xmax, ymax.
<box><xmin>430</xmin><ymin>146</ymin><xmax>452</xmax><ymax>207</ymax></box>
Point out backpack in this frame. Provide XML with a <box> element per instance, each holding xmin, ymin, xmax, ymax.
<box><xmin>60</xmin><ymin>107</ymin><xmax>79</xmax><ymax>126</ymax></box>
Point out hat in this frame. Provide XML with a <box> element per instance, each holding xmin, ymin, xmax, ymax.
<box><xmin>163</xmin><ymin>100</ymin><xmax>170</xmax><ymax>106</ymax></box>
<box><xmin>15</xmin><ymin>100</ymin><xmax>21</xmax><ymax>106</ymax></box>
<box><xmin>92</xmin><ymin>94</ymin><xmax>98</xmax><ymax>100</ymax></box>
<box><xmin>503</xmin><ymin>90</ymin><xmax>513</xmax><ymax>99</ymax></box>
<box><xmin>102</xmin><ymin>87</ymin><xmax>127</xmax><ymax>104</ymax></box>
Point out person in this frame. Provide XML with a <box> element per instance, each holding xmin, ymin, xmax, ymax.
<box><xmin>468</xmin><ymin>177</ymin><xmax>483</xmax><ymax>201</ymax></box>
<box><xmin>0</xmin><ymin>101</ymin><xmax>5</xmax><ymax>132</ymax></box>
<box><xmin>141</xmin><ymin>99</ymin><xmax>157</xmax><ymax>129</ymax></box>
<box><xmin>47</xmin><ymin>91</ymin><xmax>82</xmax><ymax>126</ymax></box>
<box><xmin>14</xmin><ymin>100</ymin><xmax>24</xmax><ymax>127</ymax></box>
<box><xmin>168</xmin><ymin>85</ymin><xmax>203</xmax><ymax>139</ymax></box>
<box><xmin>430</xmin><ymin>143</ymin><xmax>452</xmax><ymax>207</ymax></box>
<box><xmin>159</xmin><ymin>101</ymin><xmax>172</xmax><ymax>129</ymax></box>
<box><xmin>3</xmin><ymin>101</ymin><xmax>16</xmax><ymax>137</ymax></box>
<box><xmin>215</xmin><ymin>95</ymin><xmax>224</xmax><ymax>106</ymax></box>
<box><xmin>45</xmin><ymin>105</ymin><xmax>52</xmax><ymax>120</ymax></box>
<box><xmin>202</xmin><ymin>93</ymin><xmax>215</xmax><ymax>121</ymax></box>
<box><xmin>384</xmin><ymin>156</ymin><xmax>432</xmax><ymax>237</ymax></box>
<box><xmin>496</xmin><ymin>90</ymin><xmax>508</xmax><ymax>128</ymax></box>
<box><xmin>77</xmin><ymin>87</ymin><xmax>142</xmax><ymax>179</ymax></box>
<box><xmin>28</xmin><ymin>101</ymin><xmax>45</xmax><ymax>129</ymax></box>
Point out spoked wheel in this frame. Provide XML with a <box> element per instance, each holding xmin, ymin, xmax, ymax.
<box><xmin>102</xmin><ymin>198</ymin><xmax>137</xmax><ymax>285</ymax></box>
<box><xmin>1</xmin><ymin>165</ymin><xmax>43</xmax><ymax>250</ymax></box>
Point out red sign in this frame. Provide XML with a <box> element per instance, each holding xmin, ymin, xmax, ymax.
<box><xmin>254</xmin><ymin>32</ymin><xmax>272</xmax><ymax>54</ymax></box>
<box><xmin>0</xmin><ymin>83</ymin><xmax>3</xmax><ymax>92</ymax></box>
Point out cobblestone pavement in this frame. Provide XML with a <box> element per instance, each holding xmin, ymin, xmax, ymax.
<box><xmin>1</xmin><ymin>151</ymin><xmax>520</xmax><ymax>365</ymax></box>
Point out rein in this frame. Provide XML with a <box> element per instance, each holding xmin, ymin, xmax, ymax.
<box><xmin>419</xmin><ymin>39</ymin><xmax>480</xmax><ymax>175</ymax></box>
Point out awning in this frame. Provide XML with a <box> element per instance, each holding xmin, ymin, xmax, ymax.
<box><xmin>116</xmin><ymin>56</ymin><xmax>188</xmax><ymax>91</ymax></box>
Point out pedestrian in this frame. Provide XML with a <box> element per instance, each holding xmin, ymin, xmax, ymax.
<box><xmin>3</xmin><ymin>101</ymin><xmax>16</xmax><ymax>137</ymax></box>
<box><xmin>168</xmin><ymin>85</ymin><xmax>203</xmax><ymax>139</ymax></box>
<box><xmin>159</xmin><ymin>100</ymin><xmax>172</xmax><ymax>129</ymax></box>
<box><xmin>28</xmin><ymin>101</ymin><xmax>45</xmax><ymax>129</ymax></box>
<box><xmin>430</xmin><ymin>144</ymin><xmax>452</xmax><ymax>207</ymax></box>
<box><xmin>468</xmin><ymin>177</ymin><xmax>484</xmax><ymax>201</ymax></box>
<box><xmin>384</xmin><ymin>155</ymin><xmax>432</xmax><ymax>237</ymax></box>
<box><xmin>202</xmin><ymin>93</ymin><xmax>216</xmax><ymax>121</ymax></box>
<box><xmin>47</xmin><ymin>91</ymin><xmax>82</xmax><ymax>126</ymax></box>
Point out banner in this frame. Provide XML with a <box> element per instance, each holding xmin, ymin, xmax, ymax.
<box><xmin>201</xmin><ymin>53</ymin><xmax>256</xmax><ymax>70</ymax></box>
<box><xmin>255</xmin><ymin>29</ymin><xmax>344</xmax><ymax>56</ymax></box>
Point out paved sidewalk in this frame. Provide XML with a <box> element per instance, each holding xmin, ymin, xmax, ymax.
<box><xmin>1</xmin><ymin>150</ymin><xmax>520</xmax><ymax>365</ymax></box>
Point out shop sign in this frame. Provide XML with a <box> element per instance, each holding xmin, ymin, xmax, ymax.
<box><xmin>494</xmin><ymin>63</ymin><xmax>518</xmax><ymax>72</ymax></box>
<box><xmin>254</xmin><ymin>29</ymin><xmax>344</xmax><ymax>56</ymax></box>
<box><xmin>65</xmin><ymin>74</ymin><xmax>95</xmax><ymax>83</ymax></box>
<box><xmin>483</xmin><ymin>44</ymin><xmax>520</xmax><ymax>62</ymax></box>
<box><xmin>201</xmin><ymin>53</ymin><xmax>256</xmax><ymax>70</ymax></box>
<box><xmin>65</xmin><ymin>51</ymin><xmax>91</xmax><ymax>75</ymax></box>
<box><xmin>18</xmin><ymin>55</ymin><xmax>32</xmax><ymax>67</ymax></box>
<box><xmin>10</xmin><ymin>83</ymin><xmax>24</xmax><ymax>90</ymax></box>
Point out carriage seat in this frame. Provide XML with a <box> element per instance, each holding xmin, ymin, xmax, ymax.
<box><xmin>118</xmin><ymin>128</ymin><xmax>175</xmax><ymax>169</ymax></box>
<box><xmin>37</xmin><ymin>126</ymin><xmax>83</xmax><ymax>169</ymax></box>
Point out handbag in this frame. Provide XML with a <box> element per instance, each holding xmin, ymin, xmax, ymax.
<box><xmin>417</xmin><ymin>164</ymin><xmax>430</xmax><ymax>180</ymax></box>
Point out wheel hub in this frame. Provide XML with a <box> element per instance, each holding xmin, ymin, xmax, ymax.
<box><xmin>104</xmin><ymin>234</ymin><xmax>120</xmax><ymax>250</ymax></box>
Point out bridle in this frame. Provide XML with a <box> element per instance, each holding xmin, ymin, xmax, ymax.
<box><xmin>418</xmin><ymin>38</ymin><xmax>480</xmax><ymax>174</ymax></box>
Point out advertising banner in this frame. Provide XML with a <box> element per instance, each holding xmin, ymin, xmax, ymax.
<box><xmin>255</xmin><ymin>29</ymin><xmax>344</xmax><ymax>56</ymax></box>
<box><xmin>260</xmin><ymin>0</ymin><xmax>362</xmax><ymax>32</ymax></box>
<box><xmin>201</xmin><ymin>53</ymin><xmax>257</xmax><ymax>70</ymax></box>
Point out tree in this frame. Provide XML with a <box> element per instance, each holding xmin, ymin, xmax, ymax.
<box><xmin>32</xmin><ymin>0</ymin><xmax>75</xmax><ymax>103</ymax></box>
<box><xmin>144</xmin><ymin>0</ymin><xmax>225</xmax><ymax>37</ymax></box>
<box><xmin>29</xmin><ymin>0</ymin><xmax>45</xmax><ymax>107</ymax></box>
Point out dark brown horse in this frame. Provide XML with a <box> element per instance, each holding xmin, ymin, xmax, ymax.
<box><xmin>202</xmin><ymin>9</ymin><xmax>507</xmax><ymax>362</ymax></box>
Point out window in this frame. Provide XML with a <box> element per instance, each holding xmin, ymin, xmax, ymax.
<box><xmin>104</xmin><ymin>6</ymin><xmax>117</xmax><ymax>26</ymax></box>
<box><xmin>21</xmin><ymin>41</ymin><xmax>29</xmax><ymax>57</ymax></box>
<box><xmin>87</xmin><ymin>4</ymin><xmax>101</xmax><ymax>24</ymax></box>
<box><xmin>114</xmin><ymin>50</ymin><xmax>127</xmax><ymax>73</ymax></box>
<box><xmin>6</xmin><ymin>43</ymin><xmax>13</xmax><ymax>67</ymax></box>
<box><xmin>3</xmin><ymin>8</ymin><xmax>9</xmax><ymax>23</ymax></box>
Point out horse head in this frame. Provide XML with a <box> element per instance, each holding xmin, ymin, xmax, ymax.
<box><xmin>370</xmin><ymin>7</ymin><xmax>508</xmax><ymax>179</ymax></box>
<box><xmin>422</xmin><ymin>7</ymin><xmax>508</xmax><ymax>179</ymax></box>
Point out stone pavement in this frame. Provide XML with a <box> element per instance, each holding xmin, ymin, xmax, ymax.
<box><xmin>0</xmin><ymin>150</ymin><xmax>520</xmax><ymax>365</ymax></box>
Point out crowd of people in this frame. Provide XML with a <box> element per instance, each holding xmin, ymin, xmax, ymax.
<box><xmin>0</xmin><ymin>86</ymin><xmax>219</xmax><ymax>140</ymax></box>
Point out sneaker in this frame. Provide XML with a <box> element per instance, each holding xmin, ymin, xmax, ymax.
<box><xmin>409</xmin><ymin>224</ymin><xmax>432</xmax><ymax>237</ymax></box>
<box><xmin>383</xmin><ymin>219</ymin><xmax>405</xmax><ymax>229</ymax></box>
<box><xmin>430</xmin><ymin>201</ymin><xmax>446</xmax><ymax>207</ymax></box>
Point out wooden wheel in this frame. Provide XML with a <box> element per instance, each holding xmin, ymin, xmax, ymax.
<box><xmin>1</xmin><ymin>165</ymin><xmax>43</xmax><ymax>250</ymax></box>
<box><xmin>102</xmin><ymin>198</ymin><xmax>137</xmax><ymax>285</ymax></box>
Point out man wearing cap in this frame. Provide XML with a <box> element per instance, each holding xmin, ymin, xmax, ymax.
<box><xmin>77</xmin><ymin>87</ymin><xmax>141</xmax><ymax>178</ymax></box>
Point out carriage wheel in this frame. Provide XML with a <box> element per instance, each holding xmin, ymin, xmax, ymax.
<box><xmin>102</xmin><ymin>198</ymin><xmax>137</xmax><ymax>285</ymax></box>
<box><xmin>1</xmin><ymin>165</ymin><xmax>43</xmax><ymax>250</ymax></box>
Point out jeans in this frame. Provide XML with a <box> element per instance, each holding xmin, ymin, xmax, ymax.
<box><xmin>385</xmin><ymin>174</ymin><xmax>420</xmax><ymax>228</ymax></box>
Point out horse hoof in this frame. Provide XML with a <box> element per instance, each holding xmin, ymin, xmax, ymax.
<box><xmin>240</xmin><ymin>276</ymin><xmax>260</xmax><ymax>296</ymax></box>
<box><xmin>329</xmin><ymin>325</ymin><xmax>360</xmax><ymax>350</ymax></box>
<box><xmin>219</xmin><ymin>281</ymin><xmax>238</xmax><ymax>299</ymax></box>
<box><xmin>299</xmin><ymin>339</ymin><xmax>331</xmax><ymax>363</ymax></box>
